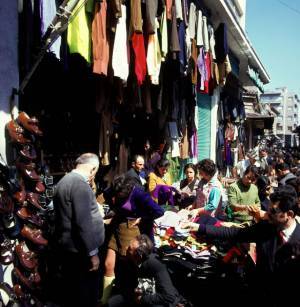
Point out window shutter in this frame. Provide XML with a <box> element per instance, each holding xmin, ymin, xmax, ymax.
<box><xmin>197</xmin><ymin>94</ymin><xmax>211</xmax><ymax>160</ymax></box>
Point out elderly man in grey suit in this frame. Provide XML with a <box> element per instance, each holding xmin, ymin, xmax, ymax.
<box><xmin>53</xmin><ymin>153</ymin><xmax>105</xmax><ymax>307</ymax></box>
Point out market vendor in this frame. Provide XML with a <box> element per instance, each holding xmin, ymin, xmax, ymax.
<box><xmin>189</xmin><ymin>159</ymin><xmax>226</xmax><ymax>220</ymax></box>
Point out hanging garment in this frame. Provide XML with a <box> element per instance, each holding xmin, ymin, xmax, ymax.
<box><xmin>215</xmin><ymin>22</ymin><xmax>228</xmax><ymax>64</ymax></box>
<box><xmin>112</xmin><ymin>4</ymin><xmax>129</xmax><ymax>81</ymax></box>
<box><xmin>130</xmin><ymin>0</ymin><xmax>142</xmax><ymax>33</ymax></box>
<box><xmin>132</xmin><ymin>33</ymin><xmax>147</xmax><ymax>85</ymax></box>
<box><xmin>166</xmin><ymin>0</ymin><xmax>173</xmax><ymax>20</ymax></box>
<box><xmin>182</xmin><ymin>0</ymin><xmax>189</xmax><ymax>27</ymax></box>
<box><xmin>208</xmin><ymin>24</ymin><xmax>216</xmax><ymax>60</ymax></box>
<box><xmin>188</xmin><ymin>2</ymin><xmax>196</xmax><ymax>39</ymax></box>
<box><xmin>40</xmin><ymin>0</ymin><xmax>61</xmax><ymax>59</ymax></box>
<box><xmin>190</xmin><ymin>39</ymin><xmax>198</xmax><ymax>85</ymax></box>
<box><xmin>147</xmin><ymin>19</ymin><xmax>162</xmax><ymax>85</ymax></box>
<box><xmin>160</xmin><ymin>5</ymin><xmax>168</xmax><ymax>60</ymax></box>
<box><xmin>92</xmin><ymin>0</ymin><xmax>109</xmax><ymax>75</ymax></box>
<box><xmin>196</xmin><ymin>47</ymin><xmax>206</xmax><ymax>91</ymax></box>
<box><xmin>170</xmin><ymin>3</ymin><xmax>180</xmax><ymax>53</ymax></box>
<box><xmin>225</xmin><ymin>122</ymin><xmax>235</xmax><ymax>142</ymax></box>
<box><xmin>224</xmin><ymin>140</ymin><xmax>233</xmax><ymax>166</ymax></box>
<box><xmin>178</xmin><ymin>21</ymin><xmax>187</xmax><ymax>74</ymax></box>
<box><xmin>196</xmin><ymin>10</ymin><xmax>203</xmax><ymax>46</ymax></box>
<box><xmin>145</xmin><ymin>0</ymin><xmax>158</xmax><ymax>34</ymax></box>
<box><xmin>111</xmin><ymin>0</ymin><xmax>122</xmax><ymax>18</ymax></box>
<box><xmin>175</xmin><ymin>0</ymin><xmax>183</xmax><ymax>20</ymax></box>
<box><xmin>202</xmin><ymin>16</ymin><xmax>209</xmax><ymax>52</ymax></box>
<box><xmin>67</xmin><ymin>0</ymin><xmax>93</xmax><ymax>63</ymax></box>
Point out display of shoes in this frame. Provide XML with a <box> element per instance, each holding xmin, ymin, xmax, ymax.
<box><xmin>26</xmin><ymin>192</ymin><xmax>46</xmax><ymax>211</ymax></box>
<box><xmin>6</xmin><ymin>120</ymin><xmax>32</xmax><ymax>144</ymax></box>
<box><xmin>12</xmin><ymin>267</ymin><xmax>41</xmax><ymax>290</ymax></box>
<box><xmin>34</xmin><ymin>181</ymin><xmax>45</xmax><ymax>194</ymax></box>
<box><xmin>20</xmin><ymin>225</ymin><xmax>48</xmax><ymax>246</ymax></box>
<box><xmin>17</xmin><ymin>112</ymin><xmax>43</xmax><ymax>136</ymax></box>
<box><xmin>17</xmin><ymin>207</ymin><xmax>44</xmax><ymax>228</ymax></box>
<box><xmin>15</xmin><ymin>241</ymin><xmax>38</xmax><ymax>271</ymax></box>
<box><xmin>0</xmin><ymin>239</ymin><xmax>15</xmax><ymax>265</ymax></box>
<box><xmin>19</xmin><ymin>144</ymin><xmax>37</xmax><ymax>161</ymax></box>
<box><xmin>16</xmin><ymin>161</ymin><xmax>40</xmax><ymax>181</ymax></box>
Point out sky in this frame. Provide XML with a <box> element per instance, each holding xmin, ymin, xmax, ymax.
<box><xmin>246</xmin><ymin>0</ymin><xmax>300</xmax><ymax>94</ymax></box>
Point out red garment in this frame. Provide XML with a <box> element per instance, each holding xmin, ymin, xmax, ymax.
<box><xmin>132</xmin><ymin>33</ymin><xmax>147</xmax><ymax>85</ymax></box>
<box><xmin>201</xmin><ymin>52</ymin><xmax>212</xmax><ymax>94</ymax></box>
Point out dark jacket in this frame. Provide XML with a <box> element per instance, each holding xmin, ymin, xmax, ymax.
<box><xmin>125</xmin><ymin>168</ymin><xmax>145</xmax><ymax>190</ymax></box>
<box><xmin>53</xmin><ymin>171</ymin><xmax>105</xmax><ymax>255</ymax></box>
<box><xmin>139</xmin><ymin>254</ymin><xmax>182</xmax><ymax>307</ymax></box>
<box><xmin>198</xmin><ymin>221</ymin><xmax>300</xmax><ymax>306</ymax></box>
<box><xmin>279</xmin><ymin>172</ymin><xmax>296</xmax><ymax>186</ymax></box>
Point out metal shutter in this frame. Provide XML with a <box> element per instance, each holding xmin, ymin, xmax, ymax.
<box><xmin>197</xmin><ymin>93</ymin><xmax>212</xmax><ymax>160</ymax></box>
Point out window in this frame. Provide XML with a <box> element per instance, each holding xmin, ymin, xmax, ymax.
<box><xmin>288</xmin><ymin>106</ymin><xmax>293</xmax><ymax>111</ymax></box>
<box><xmin>276</xmin><ymin>124</ymin><xmax>283</xmax><ymax>131</ymax></box>
<box><xmin>288</xmin><ymin>116</ymin><xmax>293</xmax><ymax>121</ymax></box>
<box><xmin>277</xmin><ymin>106</ymin><xmax>283</xmax><ymax>112</ymax></box>
<box><xmin>288</xmin><ymin>126</ymin><xmax>293</xmax><ymax>132</ymax></box>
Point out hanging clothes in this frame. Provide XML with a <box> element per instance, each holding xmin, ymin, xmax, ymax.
<box><xmin>130</xmin><ymin>0</ymin><xmax>142</xmax><ymax>34</ymax></box>
<box><xmin>208</xmin><ymin>24</ymin><xmax>216</xmax><ymax>60</ymax></box>
<box><xmin>147</xmin><ymin>19</ymin><xmax>162</xmax><ymax>85</ymax></box>
<box><xmin>175</xmin><ymin>0</ymin><xmax>183</xmax><ymax>20</ymax></box>
<box><xmin>169</xmin><ymin>3</ymin><xmax>180</xmax><ymax>54</ymax></box>
<box><xmin>92</xmin><ymin>0</ymin><xmax>109</xmax><ymax>75</ymax></box>
<box><xmin>197</xmin><ymin>47</ymin><xmax>206</xmax><ymax>91</ymax></box>
<box><xmin>112</xmin><ymin>4</ymin><xmax>129</xmax><ymax>81</ymax></box>
<box><xmin>188</xmin><ymin>2</ymin><xmax>197</xmax><ymax>39</ymax></box>
<box><xmin>40</xmin><ymin>0</ymin><xmax>61</xmax><ymax>59</ymax></box>
<box><xmin>145</xmin><ymin>0</ymin><xmax>158</xmax><ymax>34</ymax></box>
<box><xmin>132</xmin><ymin>33</ymin><xmax>147</xmax><ymax>85</ymax></box>
<box><xmin>160</xmin><ymin>5</ymin><xmax>168</xmax><ymax>60</ymax></box>
<box><xmin>215</xmin><ymin>22</ymin><xmax>228</xmax><ymax>64</ymax></box>
<box><xmin>67</xmin><ymin>0</ymin><xmax>93</xmax><ymax>63</ymax></box>
<box><xmin>202</xmin><ymin>16</ymin><xmax>209</xmax><ymax>52</ymax></box>
<box><xmin>196</xmin><ymin>9</ymin><xmax>203</xmax><ymax>46</ymax></box>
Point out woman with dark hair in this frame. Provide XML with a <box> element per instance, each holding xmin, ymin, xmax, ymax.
<box><xmin>190</xmin><ymin>159</ymin><xmax>225</xmax><ymax>219</ymax></box>
<box><xmin>100</xmin><ymin>175</ymin><xmax>164</xmax><ymax>305</ymax></box>
<box><xmin>148</xmin><ymin>158</ymin><xmax>173</xmax><ymax>204</ymax></box>
<box><xmin>179</xmin><ymin>163</ymin><xmax>199</xmax><ymax>208</ymax></box>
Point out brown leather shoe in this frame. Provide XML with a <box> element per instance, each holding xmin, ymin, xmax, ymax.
<box><xmin>21</xmin><ymin>225</ymin><xmax>48</xmax><ymax>246</ymax></box>
<box><xmin>6</xmin><ymin>120</ymin><xmax>31</xmax><ymax>144</ymax></box>
<box><xmin>34</xmin><ymin>181</ymin><xmax>45</xmax><ymax>194</ymax></box>
<box><xmin>16</xmin><ymin>161</ymin><xmax>40</xmax><ymax>181</ymax></box>
<box><xmin>15</xmin><ymin>241</ymin><xmax>38</xmax><ymax>271</ymax></box>
<box><xmin>0</xmin><ymin>192</ymin><xmax>14</xmax><ymax>214</ymax></box>
<box><xmin>17</xmin><ymin>112</ymin><xmax>43</xmax><ymax>136</ymax></box>
<box><xmin>0</xmin><ymin>239</ymin><xmax>14</xmax><ymax>265</ymax></box>
<box><xmin>26</xmin><ymin>192</ymin><xmax>45</xmax><ymax>210</ymax></box>
<box><xmin>19</xmin><ymin>144</ymin><xmax>37</xmax><ymax>161</ymax></box>
<box><xmin>13</xmin><ymin>267</ymin><xmax>41</xmax><ymax>290</ymax></box>
<box><xmin>17</xmin><ymin>207</ymin><xmax>44</xmax><ymax>228</ymax></box>
<box><xmin>13</xmin><ymin>185</ymin><xmax>26</xmax><ymax>205</ymax></box>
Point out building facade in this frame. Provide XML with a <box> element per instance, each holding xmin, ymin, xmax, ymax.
<box><xmin>260</xmin><ymin>88</ymin><xmax>300</xmax><ymax>146</ymax></box>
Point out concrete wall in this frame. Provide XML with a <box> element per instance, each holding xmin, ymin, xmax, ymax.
<box><xmin>0</xmin><ymin>0</ymin><xmax>19</xmax><ymax>162</ymax></box>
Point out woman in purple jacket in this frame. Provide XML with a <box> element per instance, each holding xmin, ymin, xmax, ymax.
<box><xmin>100</xmin><ymin>175</ymin><xmax>164</xmax><ymax>305</ymax></box>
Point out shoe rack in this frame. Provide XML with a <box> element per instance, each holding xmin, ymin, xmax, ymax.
<box><xmin>0</xmin><ymin>112</ymin><xmax>54</xmax><ymax>305</ymax></box>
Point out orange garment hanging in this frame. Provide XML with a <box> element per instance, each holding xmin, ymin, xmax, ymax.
<box><xmin>92</xmin><ymin>0</ymin><xmax>109</xmax><ymax>75</ymax></box>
